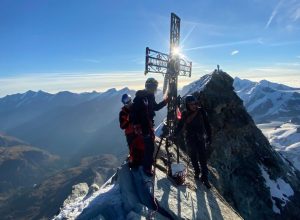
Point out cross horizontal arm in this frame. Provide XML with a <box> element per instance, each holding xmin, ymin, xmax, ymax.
<box><xmin>179</xmin><ymin>60</ymin><xmax>192</xmax><ymax>77</ymax></box>
<box><xmin>144</xmin><ymin>47</ymin><xmax>168</xmax><ymax>75</ymax></box>
<box><xmin>145</xmin><ymin>47</ymin><xmax>192</xmax><ymax>77</ymax></box>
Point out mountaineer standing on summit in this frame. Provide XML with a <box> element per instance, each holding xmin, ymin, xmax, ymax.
<box><xmin>174</xmin><ymin>95</ymin><xmax>212</xmax><ymax>188</ymax></box>
<box><xmin>130</xmin><ymin>77</ymin><xmax>168</xmax><ymax>176</ymax></box>
<box><xmin>119</xmin><ymin>94</ymin><xmax>134</xmax><ymax>150</ymax></box>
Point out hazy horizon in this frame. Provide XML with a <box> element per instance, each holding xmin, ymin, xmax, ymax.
<box><xmin>1</xmin><ymin>71</ymin><xmax>299</xmax><ymax>98</ymax></box>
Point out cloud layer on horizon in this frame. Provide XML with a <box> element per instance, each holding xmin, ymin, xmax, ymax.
<box><xmin>0</xmin><ymin>67</ymin><xmax>299</xmax><ymax>97</ymax></box>
<box><xmin>0</xmin><ymin>71</ymin><xmax>201</xmax><ymax>97</ymax></box>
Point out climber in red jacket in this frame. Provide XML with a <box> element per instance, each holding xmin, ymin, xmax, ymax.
<box><xmin>119</xmin><ymin>93</ymin><xmax>144</xmax><ymax>167</ymax></box>
<box><xmin>119</xmin><ymin>93</ymin><xmax>135</xmax><ymax>149</ymax></box>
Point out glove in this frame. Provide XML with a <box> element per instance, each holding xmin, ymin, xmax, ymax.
<box><xmin>134</xmin><ymin>125</ymin><xmax>142</xmax><ymax>135</ymax></box>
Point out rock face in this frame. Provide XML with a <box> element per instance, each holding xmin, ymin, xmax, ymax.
<box><xmin>184</xmin><ymin>70</ymin><xmax>300</xmax><ymax>220</ymax></box>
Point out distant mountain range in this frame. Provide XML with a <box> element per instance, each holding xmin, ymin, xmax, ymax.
<box><xmin>233</xmin><ymin>77</ymin><xmax>300</xmax><ymax>123</ymax></box>
<box><xmin>0</xmin><ymin>88</ymin><xmax>136</xmax><ymax>159</ymax></box>
<box><xmin>1</xmin><ymin>78</ymin><xmax>299</xmax><ymax>160</ymax></box>
<box><xmin>0</xmin><ymin>88</ymin><xmax>166</xmax><ymax>220</ymax></box>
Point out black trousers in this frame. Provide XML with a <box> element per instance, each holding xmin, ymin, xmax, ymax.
<box><xmin>187</xmin><ymin>138</ymin><xmax>208</xmax><ymax>180</ymax></box>
<box><xmin>142</xmin><ymin>135</ymin><xmax>155</xmax><ymax>172</ymax></box>
<box><xmin>126</xmin><ymin>133</ymin><xmax>136</xmax><ymax>150</ymax></box>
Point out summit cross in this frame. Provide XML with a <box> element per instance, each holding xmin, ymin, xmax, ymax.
<box><xmin>145</xmin><ymin>13</ymin><xmax>192</xmax><ymax>164</ymax></box>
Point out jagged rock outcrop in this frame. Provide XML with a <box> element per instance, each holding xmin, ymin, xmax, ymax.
<box><xmin>182</xmin><ymin>70</ymin><xmax>300</xmax><ymax>219</ymax></box>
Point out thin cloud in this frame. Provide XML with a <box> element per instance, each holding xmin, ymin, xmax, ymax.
<box><xmin>0</xmin><ymin>72</ymin><xmax>143</xmax><ymax>97</ymax></box>
<box><xmin>184</xmin><ymin>38</ymin><xmax>260</xmax><ymax>51</ymax></box>
<box><xmin>182</xmin><ymin>20</ymin><xmax>236</xmax><ymax>37</ymax></box>
<box><xmin>181</xmin><ymin>23</ymin><xmax>197</xmax><ymax>45</ymax></box>
<box><xmin>265</xmin><ymin>0</ymin><xmax>284</xmax><ymax>29</ymax></box>
<box><xmin>231</xmin><ymin>50</ymin><xmax>239</xmax><ymax>56</ymax></box>
<box><xmin>265</xmin><ymin>0</ymin><xmax>300</xmax><ymax>30</ymax></box>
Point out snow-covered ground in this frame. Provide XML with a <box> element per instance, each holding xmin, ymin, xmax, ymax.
<box><xmin>257</xmin><ymin>121</ymin><xmax>300</xmax><ymax>171</ymax></box>
<box><xmin>181</xmin><ymin>74</ymin><xmax>212</xmax><ymax>96</ymax></box>
<box><xmin>53</xmin><ymin>176</ymin><xmax>125</xmax><ymax>220</ymax></box>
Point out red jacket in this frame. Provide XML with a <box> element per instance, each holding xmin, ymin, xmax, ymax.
<box><xmin>119</xmin><ymin>106</ymin><xmax>134</xmax><ymax>135</ymax></box>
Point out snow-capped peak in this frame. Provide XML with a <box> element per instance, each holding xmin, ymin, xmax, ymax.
<box><xmin>234</xmin><ymin>77</ymin><xmax>300</xmax><ymax>123</ymax></box>
<box><xmin>180</xmin><ymin>73</ymin><xmax>212</xmax><ymax>96</ymax></box>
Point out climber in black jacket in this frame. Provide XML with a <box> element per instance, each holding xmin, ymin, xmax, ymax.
<box><xmin>131</xmin><ymin>77</ymin><xmax>168</xmax><ymax>176</ymax></box>
<box><xmin>174</xmin><ymin>95</ymin><xmax>212</xmax><ymax>188</ymax></box>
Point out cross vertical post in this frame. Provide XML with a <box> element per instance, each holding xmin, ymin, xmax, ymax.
<box><xmin>166</xmin><ymin>13</ymin><xmax>181</xmax><ymax>163</ymax></box>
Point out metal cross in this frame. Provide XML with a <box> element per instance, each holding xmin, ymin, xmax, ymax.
<box><xmin>145</xmin><ymin>13</ymin><xmax>192</xmax><ymax>164</ymax></box>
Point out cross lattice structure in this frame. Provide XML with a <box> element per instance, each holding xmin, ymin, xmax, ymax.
<box><xmin>145</xmin><ymin>13</ymin><xmax>192</xmax><ymax>165</ymax></box>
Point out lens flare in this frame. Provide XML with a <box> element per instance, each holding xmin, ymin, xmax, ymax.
<box><xmin>172</xmin><ymin>46</ymin><xmax>180</xmax><ymax>55</ymax></box>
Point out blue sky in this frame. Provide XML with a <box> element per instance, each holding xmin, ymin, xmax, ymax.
<box><xmin>0</xmin><ymin>0</ymin><xmax>300</xmax><ymax>96</ymax></box>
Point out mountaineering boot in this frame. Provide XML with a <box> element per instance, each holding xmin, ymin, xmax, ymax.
<box><xmin>200</xmin><ymin>176</ymin><xmax>211</xmax><ymax>189</ymax></box>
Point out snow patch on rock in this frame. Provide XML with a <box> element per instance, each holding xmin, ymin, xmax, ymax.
<box><xmin>181</xmin><ymin>74</ymin><xmax>212</xmax><ymax>96</ymax></box>
<box><xmin>53</xmin><ymin>176</ymin><xmax>123</xmax><ymax>220</ymax></box>
<box><xmin>258</xmin><ymin>121</ymin><xmax>300</xmax><ymax>170</ymax></box>
<box><xmin>259</xmin><ymin>164</ymin><xmax>294</xmax><ymax>214</ymax></box>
